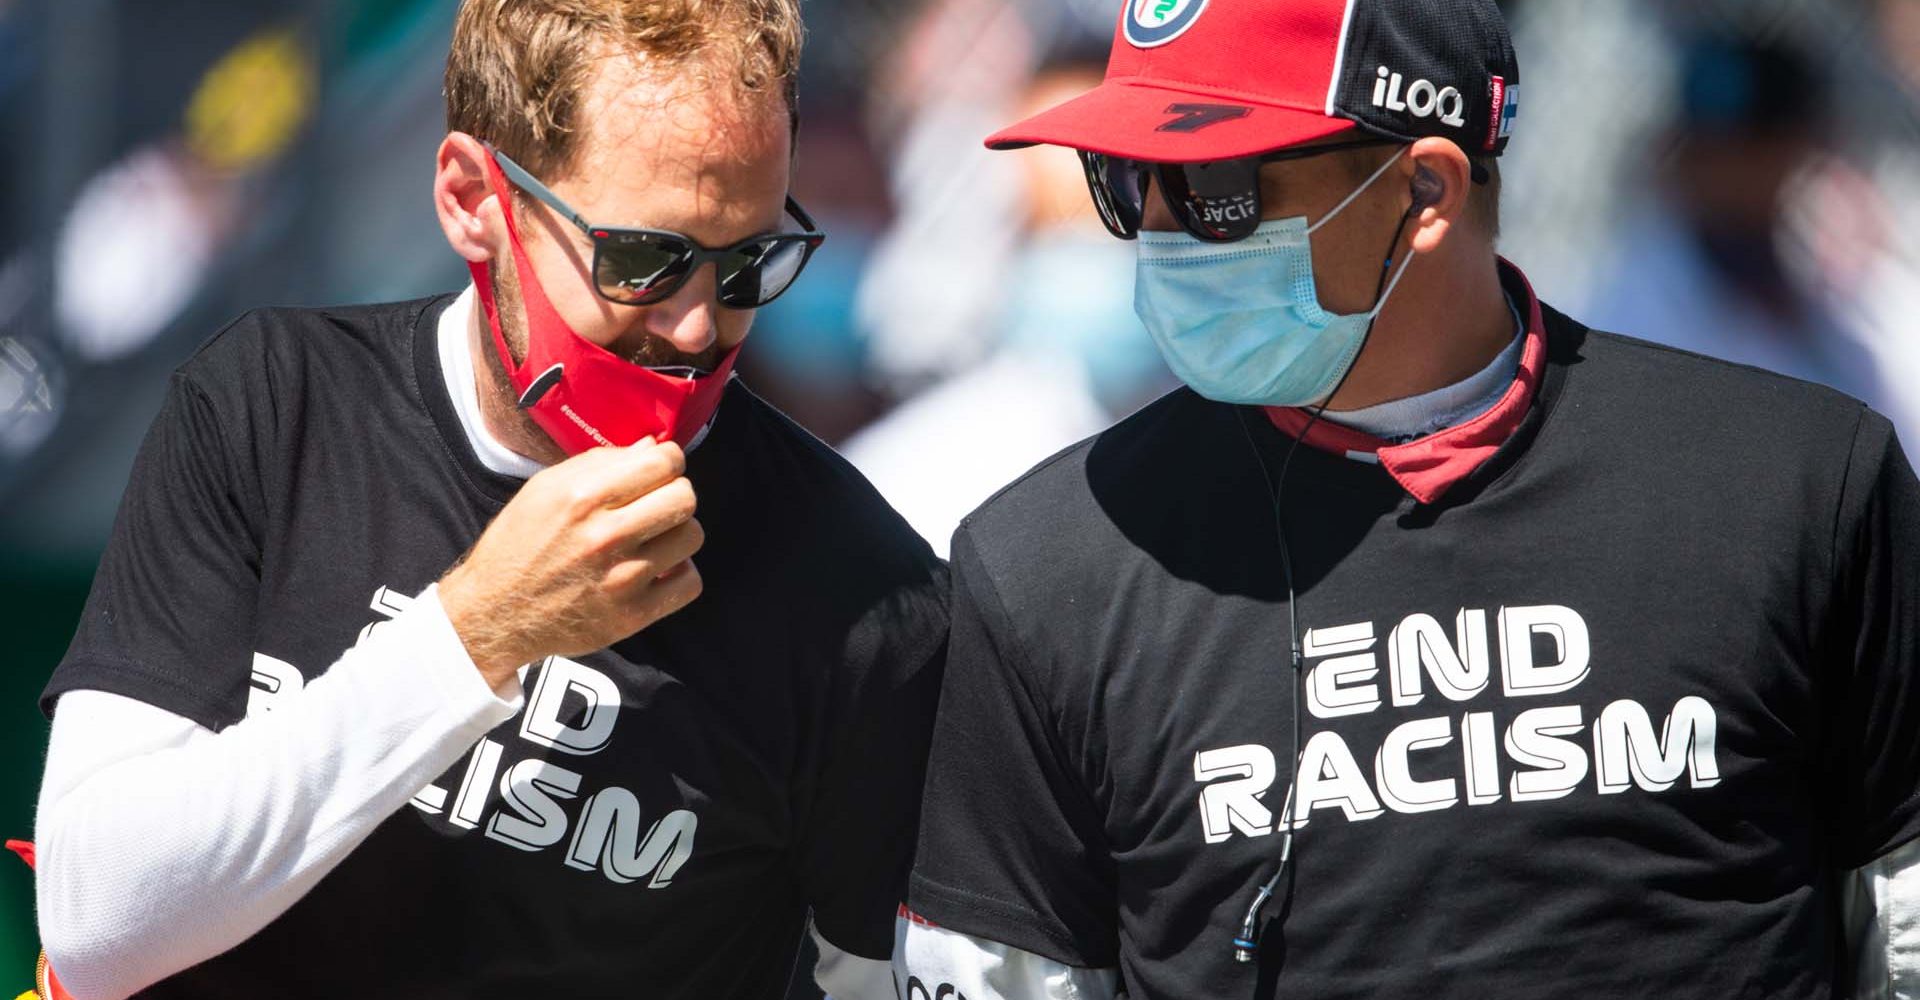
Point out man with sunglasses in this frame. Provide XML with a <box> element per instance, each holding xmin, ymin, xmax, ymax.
<box><xmin>896</xmin><ymin>1</ymin><xmax>1920</xmax><ymax>998</ymax></box>
<box><xmin>31</xmin><ymin>2</ymin><xmax>944</xmax><ymax>997</ymax></box>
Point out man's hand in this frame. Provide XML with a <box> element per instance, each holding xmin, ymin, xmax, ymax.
<box><xmin>438</xmin><ymin>438</ymin><xmax>704</xmax><ymax>689</ymax></box>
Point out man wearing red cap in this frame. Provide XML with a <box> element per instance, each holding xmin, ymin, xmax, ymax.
<box><xmin>895</xmin><ymin>0</ymin><xmax>1920</xmax><ymax>997</ymax></box>
<box><xmin>30</xmin><ymin>2</ymin><xmax>943</xmax><ymax>997</ymax></box>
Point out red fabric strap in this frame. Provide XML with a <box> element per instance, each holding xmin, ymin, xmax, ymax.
<box><xmin>1264</xmin><ymin>260</ymin><xmax>1547</xmax><ymax>505</ymax></box>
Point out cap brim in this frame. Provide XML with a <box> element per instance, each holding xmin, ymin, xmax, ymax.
<box><xmin>986</xmin><ymin>80</ymin><xmax>1358</xmax><ymax>161</ymax></box>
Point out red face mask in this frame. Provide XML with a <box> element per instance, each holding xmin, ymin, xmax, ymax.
<box><xmin>468</xmin><ymin>157</ymin><xmax>739</xmax><ymax>455</ymax></box>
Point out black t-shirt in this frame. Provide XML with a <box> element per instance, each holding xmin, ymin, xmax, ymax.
<box><xmin>45</xmin><ymin>294</ymin><xmax>949</xmax><ymax>998</ymax></box>
<box><xmin>908</xmin><ymin>302</ymin><xmax>1920</xmax><ymax>999</ymax></box>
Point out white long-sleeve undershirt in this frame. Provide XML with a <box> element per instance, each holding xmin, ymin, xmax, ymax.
<box><xmin>35</xmin><ymin>586</ymin><xmax>524</xmax><ymax>1000</ymax></box>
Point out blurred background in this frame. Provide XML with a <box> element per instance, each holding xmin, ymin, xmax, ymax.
<box><xmin>0</xmin><ymin>0</ymin><xmax>1917</xmax><ymax>986</ymax></box>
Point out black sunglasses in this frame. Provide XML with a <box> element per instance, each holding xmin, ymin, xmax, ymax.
<box><xmin>490</xmin><ymin>146</ymin><xmax>826</xmax><ymax>309</ymax></box>
<box><xmin>1082</xmin><ymin>137</ymin><xmax>1486</xmax><ymax>244</ymax></box>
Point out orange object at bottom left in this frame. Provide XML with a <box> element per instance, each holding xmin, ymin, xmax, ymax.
<box><xmin>6</xmin><ymin>841</ymin><xmax>72</xmax><ymax>1000</ymax></box>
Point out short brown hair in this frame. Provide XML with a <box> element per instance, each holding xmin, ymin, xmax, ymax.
<box><xmin>1469</xmin><ymin>156</ymin><xmax>1501</xmax><ymax>239</ymax></box>
<box><xmin>445</xmin><ymin>0</ymin><xmax>803</xmax><ymax>180</ymax></box>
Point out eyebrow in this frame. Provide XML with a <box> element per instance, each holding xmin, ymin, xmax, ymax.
<box><xmin>493</xmin><ymin>147</ymin><xmax>814</xmax><ymax>246</ymax></box>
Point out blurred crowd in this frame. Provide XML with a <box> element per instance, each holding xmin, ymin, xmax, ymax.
<box><xmin>2</xmin><ymin>0</ymin><xmax>1918</xmax><ymax>563</ymax></box>
<box><xmin>0</xmin><ymin>0</ymin><xmax>1916</xmax><ymax>978</ymax></box>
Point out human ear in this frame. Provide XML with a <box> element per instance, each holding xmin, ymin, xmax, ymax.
<box><xmin>434</xmin><ymin>132</ymin><xmax>506</xmax><ymax>264</ymax></box>
<box><xmin>1405</xmin><ymin>137</ymin><xmax>1471</xmax><ymax>255</ymax></box>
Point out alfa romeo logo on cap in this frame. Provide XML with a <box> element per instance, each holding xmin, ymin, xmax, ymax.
<box><xmin>1124</xmin><ymin>0</ymin><xmax>1209</xmax><ymax>49</ymax></box>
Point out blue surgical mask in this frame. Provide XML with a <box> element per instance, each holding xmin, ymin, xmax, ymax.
<box><xmin>1132</xmin><ymin>149</ymin><xmax>1414</xmax><ymax>407</ymax></box>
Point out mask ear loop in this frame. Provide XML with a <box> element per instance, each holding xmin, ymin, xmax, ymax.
<box><xmin>1306</xmin><ymin>143</ymin><xmax>1420</xmax><ymax>319</ymax></box>
<box><xmin>1364</xmin><ymin>244</ymin><xmax>1418</xmax><ymax>320</ymax></box>
<box><xmin>1306</xmin><ymin>146</ymin><xmax>1409</xmax><ymax>236</ymax></box>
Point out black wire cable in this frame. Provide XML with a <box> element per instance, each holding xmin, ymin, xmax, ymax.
<box><xmin>1228</xmin><ymin>203</ymin><xmax>1416</xmax><ymax>964</ymax></box>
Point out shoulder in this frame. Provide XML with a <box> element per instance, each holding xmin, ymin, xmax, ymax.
<box><xmin>725</xmin><ymin>383</ymin><xmax>951</xmax><ymax>678</ymax></box>
<box><xmin>151</xmin><ymin>296</ymin><xmax>452</xmax><ymax>502</ymax></box>
<box><xmin>1552</xmin><ymin>308</ymin><xmax>1874</xmax><ymax>464</ymax></box>
<box><xmin>718</xmin><ymin>381</ymin><xmax>935</xmax><ymax>548</ymax></box>
<box><xmin>952</xmin><ymin>387</ymin><xmax>1238</xmax><ymax>620</ymax></box>
<box><xmin>700</xmin><ymin>380</ymin><xmax>949</xmax><ymax>618</ymax></box>
<box><xmin>963</xmin><ymin>386</ymin><xmax>1222</xmax><ymax>539</ymax></box>
<box><xmin>174</xmin><ymin>296</ymin><xmax>446</xmax><ymax>413</ymax></box>
<box><xmin>1525</xmin><ymin>306</ymin><xmax>1897</xmax><ymax>560</ymax></box>
<box><xmin>963</xmin><ymin>384</ymin><xmax>1228</xmax><ymax>535</ymax></box>
<box><xmin>1578</xmin><ymin>323</ymin><xmax>1866</xmax><ymax>418</ymax></box>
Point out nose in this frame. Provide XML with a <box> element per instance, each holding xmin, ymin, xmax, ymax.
<box><xmin>1140</xmin><ymin>174</ymin><xmax>1179</xmax><ymax>232</ymax></box>
<box><xmin>640</xmin><ymin>262</ymin><xmax>721</xmax><ymax>357</ymax></box>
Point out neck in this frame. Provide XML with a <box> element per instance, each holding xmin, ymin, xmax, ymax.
<box><xmin>1323</xmin><ymin>247</ymin><xmax>1512</xmax><ymax>412</ymax></box>
<box><xmin>469</xmin><ymin>297</ymin><xmax>569</xmax><ymax>467</ymax></box>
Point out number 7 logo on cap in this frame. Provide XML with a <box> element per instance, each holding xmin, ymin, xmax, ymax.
<box><xmin>1157</xmin><ymin>103</ymin><xmax>1254</xmax><ymax>134</ymax></box>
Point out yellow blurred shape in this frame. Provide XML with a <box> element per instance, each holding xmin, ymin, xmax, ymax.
<box><xmin>185</xmin><ymin>29</ymin><xmax>315</xmax><ymax>172</ymax></box>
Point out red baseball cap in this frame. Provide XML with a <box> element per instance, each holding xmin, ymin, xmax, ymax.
<box><xmin>987</xmin><ymin>0</ymin><xmax>1521</xmax><ymax>163</ymax></box>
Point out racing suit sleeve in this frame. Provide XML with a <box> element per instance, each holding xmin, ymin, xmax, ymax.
<box><xmin>812</xmin><ymin>922</ymin><xmax>899</xmax><ymax>1000</ymax></box>
<box><xmin>1846</xmin><ymin>831</ymin><xmax>1920</xmax><ymax>999</ymax></box>
<box><xmin>893</xmin><ymin>909</ymin><xmax>1119</xmax><ymax>1000</ymax></box>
